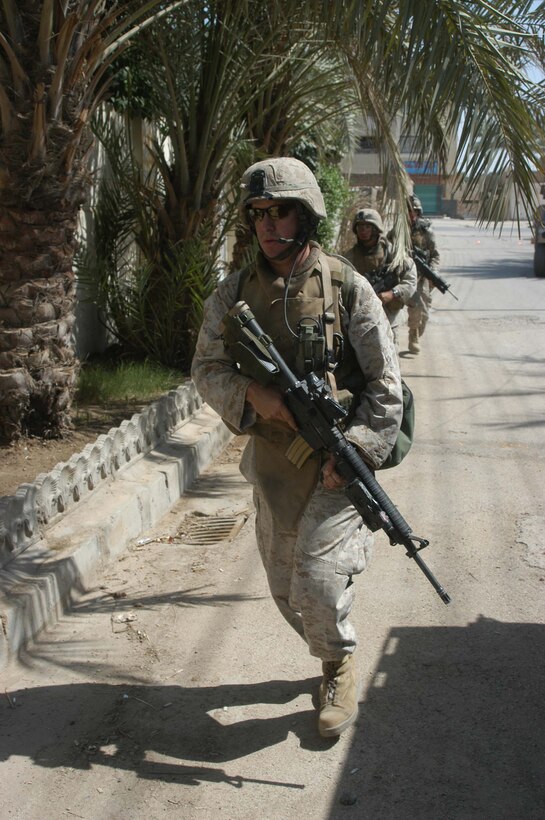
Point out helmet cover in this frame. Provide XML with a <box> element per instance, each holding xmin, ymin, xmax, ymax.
<box><xmin>352</xmin><ymin>207</ymin><xmax>384</xmax><ymax>234</ymax></box>
<box><xmin>241</xmin><ymin>157</ymin><xmax>327</xmax><ymax>220</ymax></box>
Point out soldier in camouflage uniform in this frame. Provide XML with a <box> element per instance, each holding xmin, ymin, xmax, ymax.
<box><xmin>344</xmin><ymin>208</ymin><xmax>416</xmax><ymax>350</ymax></box>
<box><xmin>407</xmin><ymin>196</ymin><xmax>440</xmax><ymax>354</ymax></box>
<box><xmin>191</xmin><ymin>158</ymin><xmax>403</xmax><ymax>738</ymax></box>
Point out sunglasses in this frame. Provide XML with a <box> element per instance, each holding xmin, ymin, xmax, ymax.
<box><xmin>246</xmin><ymin>203</ymin><xmax>295</xmax><ymax>223</ymax></box>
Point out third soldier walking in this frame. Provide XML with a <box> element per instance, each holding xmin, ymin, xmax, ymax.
<box><xmin>407</xmin><ymin>195</ymin><xmax>440</xmax><ymax>354</ymax></box>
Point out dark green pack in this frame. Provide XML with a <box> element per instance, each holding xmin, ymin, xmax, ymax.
<box><xmin>380</xmin><ymin>378</ymin><xmax>414</xmax><ymax>469</ymax></box>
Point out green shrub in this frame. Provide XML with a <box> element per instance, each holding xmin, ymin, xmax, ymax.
<box><xmin>316</xmin><ymin>164</ymin><xmax>354</xmax><ymax>251</ymax></box>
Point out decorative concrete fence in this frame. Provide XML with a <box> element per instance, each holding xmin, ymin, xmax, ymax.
<box><xmin>0</xmin><ymin>381</ymin><xmax>203</xmax><ymax>569</ymax></box>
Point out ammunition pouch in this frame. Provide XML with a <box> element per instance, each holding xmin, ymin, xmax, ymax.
<box><xmin>295</xmin><ymin>319</ymin><xmax>327</xmax><ymax>376</ymax></box>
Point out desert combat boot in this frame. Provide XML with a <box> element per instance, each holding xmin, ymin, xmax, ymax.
<box><xmin>408</xmin><ymin>328</ymin><xmax>420</xmax><ymax>354</ymax></box>
<box><xmin>318</xmin><ymin>654</ymin><xmax>359</xmax><ymax>738</ymax></box>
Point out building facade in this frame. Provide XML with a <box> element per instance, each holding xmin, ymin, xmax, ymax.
<box><xmin>341</xmin><ymin>116</ymin><xmax>459</xmax><ymax>217</ymax></box>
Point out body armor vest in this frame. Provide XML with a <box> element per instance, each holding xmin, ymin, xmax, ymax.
<box><xmin>345</xmin><ymin>238</ymin><xmax>389</xmax><ymax>280</ymax></box>
<box><xmin>230</xmin><ymin>251</ymin><xmax>365</xmax><ymax>527</ymax></box>
<box><xmin>236</xmin><ymin>251</ymin><xmax>364</xmax><ymax>396</ymax></box>
<box><xmin>239</xmin><ymin>263</ymin><xmax>325</xmax><ymax>377</ymax></box>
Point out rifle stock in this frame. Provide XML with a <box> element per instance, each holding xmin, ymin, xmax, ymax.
<box><xmin>225</xmin><ymin>301</ymin><xmax>451</xmax><ymax>605</ymax></box>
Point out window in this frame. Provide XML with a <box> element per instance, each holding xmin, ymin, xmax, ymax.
<box><xmin>356</xmin><ymin>136</ymin><xmax>377</xmax><ymax>153</ymax></box>
<box><xmin>400</xmin><ymin>135</ymin><xmax>419</xmax><ymax>154</ymax></box>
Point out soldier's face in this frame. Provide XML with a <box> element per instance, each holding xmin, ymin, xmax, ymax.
<box><xmin>249</xmin><ymin>198</ymin><xmax>299</xmax><ymax>257</ymax></box>
<box><xmin>356</xmin><ymin>222</ymin><xmax>376</xmax><ymax>244</ymax></box>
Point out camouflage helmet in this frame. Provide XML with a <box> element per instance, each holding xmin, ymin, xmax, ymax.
<box><xmin>352</xmin><ymin>207</ymin><xmax>384</xmax><ymax>234</ymax></box>
<box><xmin>409</xmin><ymin>194</ymin><xmax>423</xmax><ymax>214</ymax></box>
<box><xmin>240</xmin><ymin>157</ymin><xmax>327</xmax><ymax>220</ymax></box>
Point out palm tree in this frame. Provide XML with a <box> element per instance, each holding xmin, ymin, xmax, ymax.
<box><xmin>3</xmin><ymin>1</ymin><xmax>544</xmax><ymax>443</ymax></box>
<box><xmin>79</xmin><ymin>2</ymin><xmax>356</xmax><ymax>369</ymax></box>
<box><xmin>0</xmin><ymin>0</ymin><xmax>184</xmax><ymax>443</ymax></box>
<box><xmin>100</xmin><ymin>0</ymin><xmax>545</xmax><ymax>272</ymax></box>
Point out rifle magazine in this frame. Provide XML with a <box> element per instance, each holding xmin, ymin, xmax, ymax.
<box><xmin>285</xmin><ymin>434</ymin><xmax>315</xmax><ymax>468</ymax></box>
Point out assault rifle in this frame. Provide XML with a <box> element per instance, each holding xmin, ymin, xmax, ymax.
<box><xmin>224</xmin><ymin>301</ymin><xmax>451</xmax><ymax>605</ymax></box>
<box><xmin>370</xmin><ymin>269</ymin><xmax>399</xmax><ymax>296</ymax></box>
<box><xmin>412</xmin><ymin>248</ymin><xmax>458</xmax><ymax>300</ymax></box>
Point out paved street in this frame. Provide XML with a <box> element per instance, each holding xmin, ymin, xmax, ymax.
<box><xmin>2</xmin><ymin>219</ymin><xmax>544</xmax><ymax>819</ymax></box>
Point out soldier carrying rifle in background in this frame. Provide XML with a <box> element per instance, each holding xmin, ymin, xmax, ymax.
<box><xmin>406</xmin><ymin>195</ymin><xmax>441</xmax><ymax>355</ymax></box>
<box><xmin>344</xmin><ymin>208</ymin><xmax>416</xmax><ymax>352</ymax></box>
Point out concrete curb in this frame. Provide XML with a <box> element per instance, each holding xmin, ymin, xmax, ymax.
<box><xmin>0</xmin><ymin>382</ymin><xmax>206</xmax><ymax>566</ymax></box>
<box><xmin>0</xmin><ymin>405</ymin><xmax>231</xmax><ymax>672</ymax></box>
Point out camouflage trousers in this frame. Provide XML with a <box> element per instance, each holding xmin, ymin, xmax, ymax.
<box><xmin>408</xmin><ymin>277</ymin><xmax>433</xmax><ymax>333</ymax></box>
<box><xmin>252</xmin><ymin>481</ymin><xmax>373</xmax><ymax>661</ymax></box>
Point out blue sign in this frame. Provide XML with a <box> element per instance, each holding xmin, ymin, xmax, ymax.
<box><xmin>405</xmin><ymin>160</ymin><xmax>438</xmax><ymax>175</ymax></box>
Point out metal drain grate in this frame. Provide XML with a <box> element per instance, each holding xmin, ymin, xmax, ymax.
<box><xmin>181</xmin><ymin>514</ymin><xmax>248</xmax><ymax>545</ymax></box>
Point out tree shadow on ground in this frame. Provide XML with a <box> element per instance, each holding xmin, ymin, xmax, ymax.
<box><xmin>329</xmin><ymin>616</ymin><xmax>545</xmax><ymax>820</ymax></box>
<box><xmin>445</xmin><ymin>256</ymin><xmax>534</xmax><ymax>281</ymax></box>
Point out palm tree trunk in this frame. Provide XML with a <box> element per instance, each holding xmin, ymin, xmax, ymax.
<box><xmin>0</xmin><ymin>0</ymin><xmax>184</xmax><ymax>443</ymax></box>
<box><xmin>0</xmin><ymin>200</ymin><xmax>80</xmax><ymax>441</ymax></box>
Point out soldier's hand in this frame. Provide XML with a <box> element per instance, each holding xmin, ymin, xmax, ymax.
<box><xmin>245</xmin><ymin>382</ymin><xmax>298</xmax><ymax>430</ymax></box>
<box><xmin>321</xmin><ymin>454</ymin><xmax>347</xmax><ymax>490</ymax></box>
<box><xmin>378</xmin><ymin>290</ymin><xmax>395</xmax><ymax>305</ymax></box>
